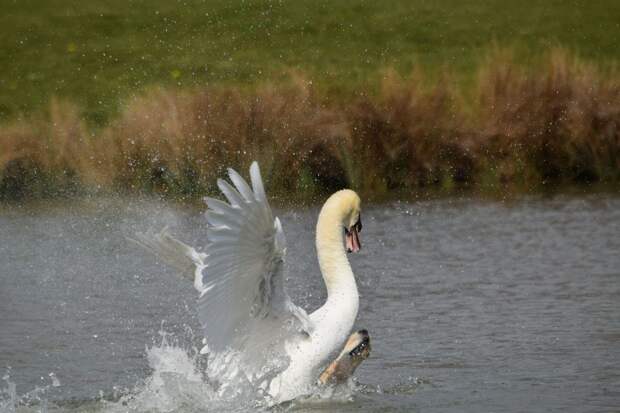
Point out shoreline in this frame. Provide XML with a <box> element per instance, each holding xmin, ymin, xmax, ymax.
<box><xmin>1</xmin><ymin>50</ymin><xmax>619</xmax><ymax>202</ymax></box>
<box><xmin>0</xmin><ymin>182</ymin><xmax>617</xmax><ymax>211</ymax></box>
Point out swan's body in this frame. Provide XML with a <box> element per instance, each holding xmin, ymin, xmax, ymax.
<box><xmin>269</xmin><ymin>192</ymin><xmax>361</xmax><ymax>400</ymax></box>
<box><xmin>133</xmin><ymin>162</ymin><xmax>363</xmax><ymax>403</ymax></box>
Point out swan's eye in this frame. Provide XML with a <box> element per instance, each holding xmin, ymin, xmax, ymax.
<box><xmin>354</xmin><ymin>214</ymin><xmax>362</xmax><ymax>232</ymax></box>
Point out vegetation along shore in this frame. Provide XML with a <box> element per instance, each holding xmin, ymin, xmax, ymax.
<box><xmin>1</xmin><ymin>1</ymin><xmax>619</xmax><ymax>201</ymax></box>
<box><xmin>1</xmin><ymin>50</ymin><xmax>619</xmax><ymax>201</ymax></box>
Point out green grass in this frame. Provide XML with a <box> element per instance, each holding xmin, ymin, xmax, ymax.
<box><xmin>2</xmin><ymin>0</ymin><xmax>620</xmax><ymax>125</ymax></box>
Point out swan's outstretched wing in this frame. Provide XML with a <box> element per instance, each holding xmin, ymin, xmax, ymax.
<box><xmin>129</xmin><ymin>227</ymin><xmax>208</xmax><ymax>293</ymax></box>
<box><xmin>199</xmin><ymin>162</ymin><xmax>312</xmax><ymax>354</ymax></box>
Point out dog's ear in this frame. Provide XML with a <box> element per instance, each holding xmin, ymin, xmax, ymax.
<box><xmin>319</xmin><ymin>330</ymin><xmax>371</xmax><ymax>385</ymax></box>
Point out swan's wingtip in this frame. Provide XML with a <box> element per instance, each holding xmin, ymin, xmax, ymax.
<box><xmin>216</xmin><ymin>177</ymin><xmax>226</xmax><ymax>189</ymax></box>
<box><xmin>227</xmin><ymin>166</ymin><xmax>246</xmax><ymax>181</ymax></box>
<box><xmin>249</xmin><ymin>161</ymin><xmax>262</xmax><ymax>181</ymax></box>
<box><xmin>249</xmin><ymin>161</ymin><xmax>267</xmax><ymax>201</ymax></box>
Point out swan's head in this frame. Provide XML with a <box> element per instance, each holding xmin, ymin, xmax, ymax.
<box><xmin>332</xmin><ymin>189</ymin><xmax>362</xmax><ymax>253</ymax></box>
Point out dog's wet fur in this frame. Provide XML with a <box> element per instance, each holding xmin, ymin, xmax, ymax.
<box><xmin>318</xmin><ymin>329</ymin><xmax>371</xmax><ymax>385</ymax></box>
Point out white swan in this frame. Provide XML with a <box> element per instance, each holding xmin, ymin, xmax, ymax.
<box><xmin>133</xmin><ymin>161</ymin><xmax>363</xmax><ymax>403</ymax></box>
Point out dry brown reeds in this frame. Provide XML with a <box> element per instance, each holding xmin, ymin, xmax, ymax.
<box><xmin>345</xmin><ymin>69</ymin><xmax>475</xmax><ymax>196</ymax></box>
<box><xmin>475</xmin><ymin>50</ymin><xmax>620</xmax><ymax>189</ymax></box>
<box><xmin>101</xmin><ymin>80</ymin><xmax>349</xmax><ymax>197</ymax></box>
<box><xmin>0</xmin><ymin>99</ymin><xmax>92</xmax><ymax>198</ymax></box>
<box><xmin>1</xmin><ymin>50</ymin><xmax>618</xmax><ymax>201</ymax></box>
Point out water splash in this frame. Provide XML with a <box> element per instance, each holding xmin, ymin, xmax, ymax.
<box><xmin>0</xmin><ymin>368</ymin><xmax>59</xmax><ymax>413</ymax></box>
<box><xmin>0</xmin><ymin>371</ymin><xmax>17</xmax><ymax>413</ymax></box>
<box><xmin>102</xmin><ymin>332</ymin><xmax>213</xmax><ymax>413</ymax></box>
<box><xmin>104</xmin><ymin>331</ymin><xmax>277</xmax><ymax>413</ymax></box>
<box><xmin>1</xmin><ymin>331</ymin><xmax>360</xmax><ymax>413</ymax></box>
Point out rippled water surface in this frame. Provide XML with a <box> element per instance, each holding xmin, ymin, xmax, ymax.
<box><xmin>1</xmin><ymin>195</ymin><xmax>619</xmax><ymax>412</ymax></box>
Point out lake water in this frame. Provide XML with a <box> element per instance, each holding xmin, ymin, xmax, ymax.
<box><xmin>0</xmin><ymin>195</ymin><xmax>619</xmax><ymax>412</ymax></box>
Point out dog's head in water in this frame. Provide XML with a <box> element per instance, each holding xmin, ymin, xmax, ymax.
<box><xmin>318</xmin><ymin>329</ymin><xmax>371</xmax><ymax>385</ymax></box>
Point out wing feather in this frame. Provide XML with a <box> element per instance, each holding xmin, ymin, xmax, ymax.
<box><xmin>227</xmin><ymin>168</ymin><xmax>255</xmax><ymax>202</ymax></box>
<box><xmin>216</xmin><ymin>179</ymin><xmax>245</xmax><ymax>208</ymax></box>
<box><xmin>249</xmin><ymin>162</ymin><xmax>267</xmax><ymax>202</ymax></box>
<box><xmin>203</xmin><ymin>197</ymin><xmax>234</xmax><ymax>214</ymax></box>
<box><xmin>205</xmin><ymin>211</ymin><xmax>246</xmax><ymax>231</ymax></box>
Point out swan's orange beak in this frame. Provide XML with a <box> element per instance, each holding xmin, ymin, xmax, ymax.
<box><xmin>345</xmin><ymin>216</ymin><xmax>362</xmax><ymax>253</ymax></box>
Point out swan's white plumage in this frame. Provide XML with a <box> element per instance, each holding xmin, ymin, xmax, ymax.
<box><xmin>134</xmin><ymin>162</ymin><xmax>361</xmax><ymax>403</ymax></box>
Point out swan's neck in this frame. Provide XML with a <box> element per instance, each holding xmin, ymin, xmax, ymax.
<box><xmin>316</xmin><ymin>205</ymin><xmax>358</xmax><ymax>304</ymax></box>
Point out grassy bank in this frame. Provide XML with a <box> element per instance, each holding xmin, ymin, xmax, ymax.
<box><xmin>2</xmin><ymin>0</ymin><xmax>620</xmax><ymax>125</ymax></box>
<box><xmin>1</xmin><ymin>51</ymin><xmax>619</xmax><ymax>202</ymax></box>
